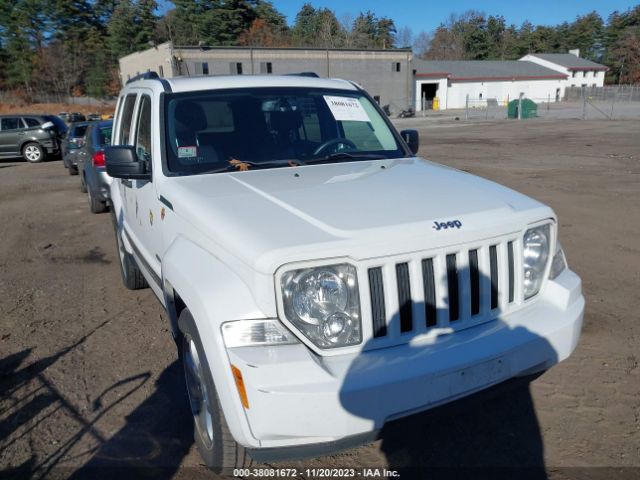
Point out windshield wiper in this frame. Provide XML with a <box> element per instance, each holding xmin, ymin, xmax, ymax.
<box><xmin>305</xmin><ymin>152</ymin><xmax>387</xmax><ymax>165</ymax></box>
<box><xmin>197</xmin><ymin>159</ymin><xmax>305</xmax><ymax>175</ymax></box>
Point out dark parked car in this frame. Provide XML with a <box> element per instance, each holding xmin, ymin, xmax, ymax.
<box><xmin>87</xmin><ymin>113</ymin><xmax>101</xmax><ymax>121</ymax></box>
<box><xmin>69</xmin><ymin>112</ymin><xmax>86</xmax><ymax>123</ymax></box>
<box><xmin>62</xmin><ymin>122</ymin><xmax>90</xmax><ymax>175</ymax></box>
<box><xmin>0</xmin><ymin>114</ymin><xmax>67</xmax><ymax>162</ymax></box>
<box><xmin>78</xmin><ymin>120</ymin><xmax>112</xmax><ymax>213</ymax></box>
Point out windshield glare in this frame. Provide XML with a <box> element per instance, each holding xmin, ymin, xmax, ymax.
<box><xmin>165</xmin><ymin>87</ymin><xmax>404</xmax><ymax>175</ymax></box>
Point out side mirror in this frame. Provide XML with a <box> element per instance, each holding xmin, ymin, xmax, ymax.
<box><xmin>400</xmin><ymin>129</ymin><xmax>419</xmax><ymax>155</ymax></box>
<box><xmin>105</xmin><ymin>145</ymin><xmax>151</xmax><ymax>180</ymax></box>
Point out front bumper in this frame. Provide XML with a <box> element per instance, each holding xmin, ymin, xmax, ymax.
<box><xmin>225</xmin><ymin>269</ymin><xmax>584</xmax><ymax>454</ymax></box>
<box><xmin>42</xmin><ymin>138</ymin><xmax>60</xmax><ymax>155</ymax></box>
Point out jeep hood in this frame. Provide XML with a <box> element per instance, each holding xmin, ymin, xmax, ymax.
<box><xmin>164</xmin><ymin>158</ymin><xmax>553</xmax><ymax>273</ymax></box>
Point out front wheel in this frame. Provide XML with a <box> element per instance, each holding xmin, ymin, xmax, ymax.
<box><xmin>22</xmin><ymin>142</ymin><xmax>45</xmax><ymax>163</ymax></box>
<box><xmin>178</xmin><ymin>309</ymin><xmax>252</xmax><ymax>472</ymax></box>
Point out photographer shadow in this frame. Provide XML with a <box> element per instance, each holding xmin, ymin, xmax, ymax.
<box><xmin>339</xmin><ymin>267</ymin><xmax>557</xmax><ymax>480</ymax></box>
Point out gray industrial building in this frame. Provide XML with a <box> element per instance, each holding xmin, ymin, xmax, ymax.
<box><xmin>119</xmin><ymin>42</ymin><xmax>413</xmax><ymax>112</ymax></box>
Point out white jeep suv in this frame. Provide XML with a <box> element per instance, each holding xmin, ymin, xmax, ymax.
<box><xmin>106</xmin><ymin>72</ymin><xmax>584</xmax><ymax>470</ymax></box>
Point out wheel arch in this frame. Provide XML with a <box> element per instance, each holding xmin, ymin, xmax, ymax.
<box><xmin>19</xmin><ymin>138</ymin><xmax>41</xmax><ymax>151</ymax></box>
<box><xmin>161</xmin><ymin>236</ymin><xmax>265</xmax><ymax>448</ymax></box>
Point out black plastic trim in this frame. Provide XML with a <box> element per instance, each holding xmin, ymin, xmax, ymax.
<box><xmin>396</xmin><ymin>262</ymin><xmax>413</xmax><ymax>333</ymax></box>
<box><xmin>446</xmin><ymin>254</ymin><xmax>459</xmax><ymax>321</ymax></box>
<box><xmin>422</xmin><ymin>258</ymin><xmax>437</xmax><ymax>327</ymax></box>
<box><xmin>490</xmin><ymin>245</ymin><xmax>499</xmax><ymax>309</ymax></box>
<box><xmin>159</xmin><ymin>195</ymin><xmax>173</xmax><ymax>211</ymax></box>
<box><xmin>469</xmin><ymin>249</ymin><xmax>480</xmax><ymax>316</ymax></box>
<box><xmin>123</xmin><ymin>229</ymin><xmax>161</xmax><ymax>287</ymax></box>
<box><xmin>368</xmin><ymin>267</ymin><xmax>387</xmax><ymax>338</ymax></box>
<box><xmin>158</xmin><ymin>78</ymin><xmax>172</xmax><ymax>92</ymax></box>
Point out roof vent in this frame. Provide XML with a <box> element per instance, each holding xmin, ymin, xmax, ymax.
<box><xmin>569</xmin><ymin>49</ymin><xmax>580</xmax><ymax>57</ymax></box>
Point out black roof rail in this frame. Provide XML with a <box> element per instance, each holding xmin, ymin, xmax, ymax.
<box><xmin>125</xmin><ymin>70</ymin><xmax>172</xmax><ymax>92</ymax></box>
<box><xmin>284</xmin><ymin>72</ymin><xmax>320</xmax><ymax>78</ymax></box>
<box><xmin>126</xmin><ymin>71</ymin><xmax>160</xmax><ymax>84</ymax></box>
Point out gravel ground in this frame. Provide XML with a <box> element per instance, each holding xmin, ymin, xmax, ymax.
<box><xmin>0</xmin><ymin>118</ymin><xmax>638</xmax><ymax>479</ymax></box>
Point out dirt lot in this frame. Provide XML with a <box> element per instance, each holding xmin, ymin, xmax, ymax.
<box><xmin>0</xmin><ymin>118</ymin><xmax>638</xmax><ymax>479</ymax></box>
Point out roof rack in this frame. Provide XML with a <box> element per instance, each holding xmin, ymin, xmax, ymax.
<box><xmin>126</xmin><ymin>71</ymin><xmax>160</xmax><ymax>84</ymax></box>
<box><xmin>284</xmin><ymin>72</ymin><xmax>320</xmax><ymax>78</ymax></box>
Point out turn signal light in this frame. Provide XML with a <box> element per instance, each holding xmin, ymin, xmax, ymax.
<box><xmin>231</xmin><ymin>364</ymin><xmax>249</xmax><ymax>409</ymax></box>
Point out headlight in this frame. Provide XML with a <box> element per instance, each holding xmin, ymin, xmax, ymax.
<box><xmin>523</xmin><ymin>224</ymin><xmax>551</xmax><ymax>299</ymax></box>
<box><xmin>222</xmin><ymin>319</ymin><xmax>298</xmax><ymax>348</ymax></box>
<box><xmin>549</xmin><ymin>241</ymin><xmax>567</xmax><ymax>280</ymax></box>
<box><xmin>281</xmin><ymin>264</ymin><xmax>361</xmax><ymax>349</ymax></box>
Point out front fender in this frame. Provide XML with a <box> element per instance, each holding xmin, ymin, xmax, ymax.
<box><xmin>161</xmin><ymin>236</ymin><xmax>267</xmax><ymax>448</ymax></box>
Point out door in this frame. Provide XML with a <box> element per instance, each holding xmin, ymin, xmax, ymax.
<box><xmin>0</xmin><ymin>117</ymin><xmax>24</xmax><ymax>155</ymax></box>
<box><xmin>114</xmin><ymin>93</ymin><xmax>139</xmax><ymax>246</ymax></box>
<box><xmin>124</xmin><ymin>91</ymin><xmax>163</xmax><ymax>293</ymax></box>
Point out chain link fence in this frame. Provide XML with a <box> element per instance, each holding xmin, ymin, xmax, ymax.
<box><xmin>454</xmin><ymin>85</ymin><xmax>640</xmax><ymax>121</ymax></box>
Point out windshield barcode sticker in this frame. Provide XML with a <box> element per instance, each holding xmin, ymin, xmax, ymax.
<box><xmin>178</xmin><ymin>146</ymin><xmax>197</xmax><ymax>158</ymax></box>
<box><xmin>324</xmin><ymin>96</ymin><xmax>370</xmax><ymax>122</ymax></box>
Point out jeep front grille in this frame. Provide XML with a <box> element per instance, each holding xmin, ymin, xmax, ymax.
<box><xmin>363</xmin><ymin>236</ymin><xmax>522</xmax><ymax>348</ymax></box>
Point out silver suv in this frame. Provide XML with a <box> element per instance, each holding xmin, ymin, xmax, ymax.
<box><xmin>0</xmin><ymin>115</ymin><xmax>67</xmax><ymax>162</ymax></box>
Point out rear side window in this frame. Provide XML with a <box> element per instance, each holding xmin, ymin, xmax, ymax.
<box><xmin>1</xmin><ymin>118</ymin><xmax>22</xmax><ymax>130</ymax></box>
<box><xmin>73</xmin><ymin>125</ymin><xmax>88</xmax><ymax>138</ymax></box>
<box><xmin>118</xmin><ymin>94</ymin><xmax>137</xmax><ymax>144</ymax></box>
<box><xmin>135</xmin><ymin>96</ymin><xmax>152</xmax><ymax>162</ymax></box>
<box><xmin>98</xmin><ymin>126</ymin><xmax>113</xmax><ymax>146</ymax></box>
<box><xmin>23</xmin><ymin>117</ymin><xmax>41</xmax><ymax>128</ymax></box>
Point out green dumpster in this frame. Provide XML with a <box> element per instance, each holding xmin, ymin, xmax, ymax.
<box><xmin>508</xmin><ymin>98</ymin><xmax>538</xmax><ymax>119</ymax></box>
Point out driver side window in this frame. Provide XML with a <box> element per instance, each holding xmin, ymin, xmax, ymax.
<box><xmin>135</xmin><ymin>95</ymin><xmax>152</xmax><ymax>164</ymax></box>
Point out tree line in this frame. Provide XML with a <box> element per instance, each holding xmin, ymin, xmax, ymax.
<box><xmin>0</xmin><ymin>1</ymin><xmax>638</xmax><ymax>101</ymax></box>
<box><xmin>417</xmin><ymin>8</ymin><xmax>640</xmax><ymax>84</ymax></box>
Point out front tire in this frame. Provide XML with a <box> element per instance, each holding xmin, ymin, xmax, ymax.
<box><xmin>22</xmin><ymin>142</ymin><xmax>45</xmax><ymax>163</ymax></box>
<box><xmin>178</xmin><ymin>309</ymin><xmax>252</xmax><ymax>472</ymax></box>
<box><xmin>110</xmin><ymin>209</ymin><xmax>148</xmax><ymax>290</ymax></box>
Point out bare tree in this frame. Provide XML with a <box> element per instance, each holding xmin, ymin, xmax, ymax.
<box><xmin>413</xmin><ymin>31</ymin><xmax>432</xmax><ymax>58</ymax></box>
<box><xmin>396</xmin><ymin>26</ymin><xmax>413</xmax><ymax>48</ymax></box>
<box><xmin>339</xmin><ymin>13</ymin><xmax>355</xmax><ymax>48</ymax></box>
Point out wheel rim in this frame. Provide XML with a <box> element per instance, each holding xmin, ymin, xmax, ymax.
<box><xmin>183</xmin><ymin>334</ymin><xmax>214</xmax><ymax>447</ymax></box>
<box><xmin>25</xmin><ymin>145</ymin><xmax>41</xmax><ymax>161</ymax></box>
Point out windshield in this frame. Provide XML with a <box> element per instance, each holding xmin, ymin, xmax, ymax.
<box><xmin>164</xmin><ymin>87</ymin><xmax>405</xmax><ymax>175</ymax></box>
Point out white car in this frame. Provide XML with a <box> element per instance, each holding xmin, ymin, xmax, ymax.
<box><xmin>105</xmin><ymin>72</ymin><xmax>584</xmax><ymax>471</ymax></box>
